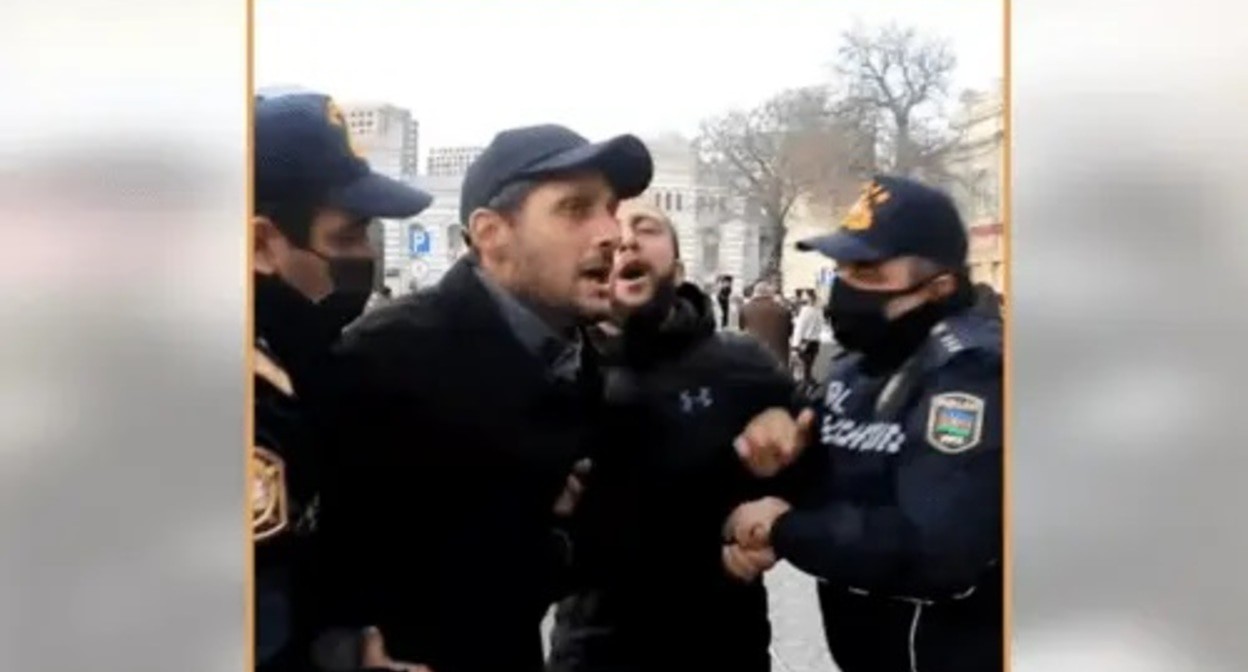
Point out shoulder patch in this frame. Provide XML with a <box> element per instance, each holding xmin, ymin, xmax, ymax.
<box><xmin>255</xmin><ymin>348</ymin><xmax>294</xmax><ymax>397</ymax></box>
<box><xmin>925</xmin><ymin>392</ymin><xmax>985</xmax><ymax>454</ymax></box>
<box><xmin>252</xmin><ymin>446</ymin><xmax>289</xmax><ymax>541</ymax></box>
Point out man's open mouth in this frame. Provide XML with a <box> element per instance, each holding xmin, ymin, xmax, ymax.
<box><xmin>615</xmin><ymin>259</ymin><xmax>650</xmax><ymax>282</ymax></box>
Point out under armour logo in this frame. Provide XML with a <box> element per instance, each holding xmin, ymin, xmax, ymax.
<box><xmin>679</xmin><ymin>387</ymin><xmax>714</xmax><ymax>413</ymax></box>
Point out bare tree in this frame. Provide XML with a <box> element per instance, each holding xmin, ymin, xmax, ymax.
<box><xmin>835</xmin><ymin>23</ymin><xmax>963</xmax><ymax>181</ymax></box>
<box><xmin>696</xmin><ymin>87</ymin><xmax>870</xmax><ymax>281</ymax></box>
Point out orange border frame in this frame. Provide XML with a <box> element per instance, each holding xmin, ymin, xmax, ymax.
<box><xmin>240</xmin><ymin>0</ymin><xmax>1015</xmax><ymax>668</ymax></box>
<box><xmin>244</xmin><ymin>0</ymin><xmax>256</xmax><ymax>668</ymax></box>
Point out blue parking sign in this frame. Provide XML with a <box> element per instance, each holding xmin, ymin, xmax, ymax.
<box><xmin>409</xmin><ymin>225</ymin><xmax>431</xmax><ymax>256</ymax></box>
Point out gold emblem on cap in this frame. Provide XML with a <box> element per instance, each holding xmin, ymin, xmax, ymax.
<box><xmin>325</xmin><ymin>99</ymin><xmax>366</xmax><ymax>160</ymax></box>
<box><xmin>252</xmin><ymin>446</ymin><xmax>289</xmax><ymax>541</ymax></box>
<box><xmin>840</xmin><ymin>181</ymin><xmax>891</xmax><ymax>231</ymax></box>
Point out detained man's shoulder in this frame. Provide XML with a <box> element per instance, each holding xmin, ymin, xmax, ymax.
<box><xmin>339</xmin><ymin>289</ymin><xmax>447</xmax><ymax>354</ymax></box>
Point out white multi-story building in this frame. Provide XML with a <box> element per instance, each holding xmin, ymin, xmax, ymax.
<box><xmin>341</xmin><ymin>102</ymin><xmax>421</xmax><ymax>181</ymax></box>
<box><xmin>427</xmin><ymin>146</ymin><xmax>485</xmax><ymax>177</ymax></box>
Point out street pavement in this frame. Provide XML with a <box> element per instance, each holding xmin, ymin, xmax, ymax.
<box><xmin>765</xmin><ymin>562</ymin><xmax>838</xmax><ymax>672</ymax></box>
<box><xmin>541</xmin><ymin>561</ymin><xmax>839</xmax><ymax>671</ymax></box>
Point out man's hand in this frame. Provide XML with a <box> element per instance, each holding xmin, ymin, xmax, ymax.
<box><xmin>721</xmin><ymin>543</ymin><xmax>778</xmax><ymax>582</ymax></box>
<box><xmin>734</xmin><ymin>407</ymin><xmax>816</xmax><ymax>477</ymax></box>
<box><xmin>359</xmin><ymin>627</ymin><xmax>434</xmax><ymax>672</ymax></box>
<box><xmin>553</xmin><ymin>459</ymin><xmax>592</xmax><ymax>518</ymax></box>
<box><xmin>724</xmin><ymin>496</ymin><xmax>792</xmax><ymax>550</ymax></box>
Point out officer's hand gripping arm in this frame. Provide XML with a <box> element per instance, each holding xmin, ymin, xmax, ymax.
<box><xmin>770</xmin><ymin>356</ymin><xmax>1003</xmax><ymax>599</ymax></box>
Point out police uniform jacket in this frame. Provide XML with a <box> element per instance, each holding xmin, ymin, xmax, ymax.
<box><xmin>253</xmin><ymin>336</ymin><xmax>324</xmax><ymax>672</ymax></box>
<box><xmin>316</xmin><ymin>259</ymin><xmax>605</xmax><ymax>672</ymax></box>
<box><xmin>548</xmin><ymin>283</ymin><xmax>795</xmax><ymax>672</ymax></box>
<box><xmin>772</xmin><ymin>310</ymin><xmax>1003</xmax><ymax>672</ymax></box>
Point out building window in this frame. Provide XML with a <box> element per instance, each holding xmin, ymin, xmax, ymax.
<box><xmin>701</xmin><ymin>229</ymin><xmax>720</xmax><ymax>273</ymax></box>
<box><xmin>664</xmin><ymin>192</ymin><xmax>672</xmax><ymax>210</ymax></box>
<box><xmin>654</xmin><ymin>191</ymin><xmax>662</xmax><ymax>207</ymax></box>
<box><xmin>675</xmin><ymin>193</ymin><xmax>683</xmax><ymax>211</ymax></box>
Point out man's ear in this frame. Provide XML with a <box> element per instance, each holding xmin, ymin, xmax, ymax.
<box><xmin>467</xmin><ymin>208</ymin><xmax>507</xmax><ymax>258</ymax></box>
<box><xmin>253</xmin><ymin>216</ymin><xmax>283</xmax><ymax>274</ymax></box>
<box><xmin>927</xmin><ymin>272</ymin><xmax>958</xmax><ymax>301</ymax></box>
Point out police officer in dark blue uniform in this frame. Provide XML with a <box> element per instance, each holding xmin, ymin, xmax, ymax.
<box><xmin>723</xmin><ymin>176</ymin><xmax>1003</xmax><ymax>672</ymax></box>
<box><xmin>252</xmin><ymin>91</ymin><xmax>432</xmax><ymax>672</ymax></box>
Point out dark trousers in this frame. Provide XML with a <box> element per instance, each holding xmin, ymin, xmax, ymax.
<box><xmin>818</xmin><ymin>584</ymin><xmax>1003</xmax><ymax>672</ymax></box>
<box><xmin>796</xmin><ymin>341</ymin><xmax>819</xmax><ymax>383</ymax></box>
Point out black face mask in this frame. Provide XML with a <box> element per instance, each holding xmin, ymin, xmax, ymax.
<box><xmin>826</xmin><ymin>276</ymin><xmax>953</xmax><ymax>370</ymax></box>
<box><xmin>307</xmin><ymin>250</ymin><xmax>376</xmax><ymax>334</ymax></box>
<box><xmin>254</xmin><ymin>251</ymin><xmax>375</xmax><ymax>382</ymax></box>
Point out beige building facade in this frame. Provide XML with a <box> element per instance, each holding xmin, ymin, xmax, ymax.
<box><xmin>944</xmin><ymin>80</ymin><xmax>1006</xmax><ymax>293</ymax></box>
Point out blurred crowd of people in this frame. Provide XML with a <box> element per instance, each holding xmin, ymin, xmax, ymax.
<box><xmin>252</xmin><ymin>91</ymin><xmax>1003</xmax><ymax>672</ymax></box>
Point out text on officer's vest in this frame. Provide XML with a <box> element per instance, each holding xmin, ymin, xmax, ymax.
<box><xmin>820</xmin><ymin>415</ymin><xmax>906</xmax><ymax>454</ymax></box>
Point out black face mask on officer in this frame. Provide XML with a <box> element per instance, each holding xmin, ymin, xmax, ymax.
<box><xmin>302</xmin><ymin>248</ymin><xmax>377</xmax><ymax>332</ymax></box>
<box><xmin>826</xmin><ymin>270</ymin><xmax>972</xmax><ymax>367</ymax></box>
<box><xmin>255</xmin><ymin>244</ymin><xmax>375</xmax><ymax>380</ymax></box>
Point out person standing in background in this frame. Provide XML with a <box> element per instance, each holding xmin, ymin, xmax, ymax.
<box><xmin>790</xmin><ymin>289</ymin><xmax>823</xmax><ymax>386</ymax></box>
<box><xmin>738</xmin><ymin>281</ymin><xmax>793</xmax><ymax>365</ymax></box>
<box><xmin>714</xmin><ymin>274</ymin><xmax>734</xmax><ymax>329</ymax></box>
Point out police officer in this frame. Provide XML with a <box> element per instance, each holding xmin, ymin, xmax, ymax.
<box><xmin>723</xmin><ymin>176</ymin><xmax>1003</xmax><ymax>672</ymax></box>
<box><xmin>252</xmin><ymin>91</ymin><xmax>432</xmax><ymax>671</ymax></box>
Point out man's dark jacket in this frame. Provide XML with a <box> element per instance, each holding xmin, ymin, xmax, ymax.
<box><xmin>548</xmin><ymin>283</ymin><xmax>796</xmax><ymax>672</ymax></box>
<box><xmin>315</xmin><ymin>260</ymin><xmax>603</xmax><ymax>672</ymax></box>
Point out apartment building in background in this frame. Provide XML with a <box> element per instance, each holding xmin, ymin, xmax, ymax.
<box><xmin>427</xmin><ymin>146</ymin><xmax>485</xmax><ymax>177</ymax></box>
<box><xmin>340</xmin><ymin>102</ymin><xmax>421</xmax><ymax>181</ymax></box>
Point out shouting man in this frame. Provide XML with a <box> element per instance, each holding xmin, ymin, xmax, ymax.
<box><xmin>548</xmin><ymin>200</ymin><xmax>811</xmax><ymax>672</ymax></box>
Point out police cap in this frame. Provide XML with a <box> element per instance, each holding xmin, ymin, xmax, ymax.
<box><xmin>798</xmin><ymin>175</ymin><xmax>968</xmax><ymax>269</ymax></box>
<box><xmin>255</xmin><ymin>92</ymin><xmax>432</xmax><ymax>218</ymax></box>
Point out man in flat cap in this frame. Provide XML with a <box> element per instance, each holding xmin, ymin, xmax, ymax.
<box><xmin>321</xmin><ymin>124</ymin><xmax>654</xmax><ymax>672</ymax></box>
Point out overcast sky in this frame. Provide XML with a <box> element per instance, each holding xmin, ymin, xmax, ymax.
<box><xmin>255</xmin><ymin>0</ymin><xmax>1003</xmax><ymax>149</ymax></box>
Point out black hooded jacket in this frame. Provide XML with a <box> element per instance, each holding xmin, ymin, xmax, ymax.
<box><xmin>548</xmin><ymin>283</ymin><xmax>796</xmax><ymax>672</ymax></box>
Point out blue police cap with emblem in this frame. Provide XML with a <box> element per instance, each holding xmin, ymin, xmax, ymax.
<box><xmin>797</xmin><ymin>175</ymin><xmax>968</xmax><ymax>269</ymax></box>
<box><xmin>255</xmin><ymin>92</ymin><xmax>432</xmax><ymax>219</ymax></box>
